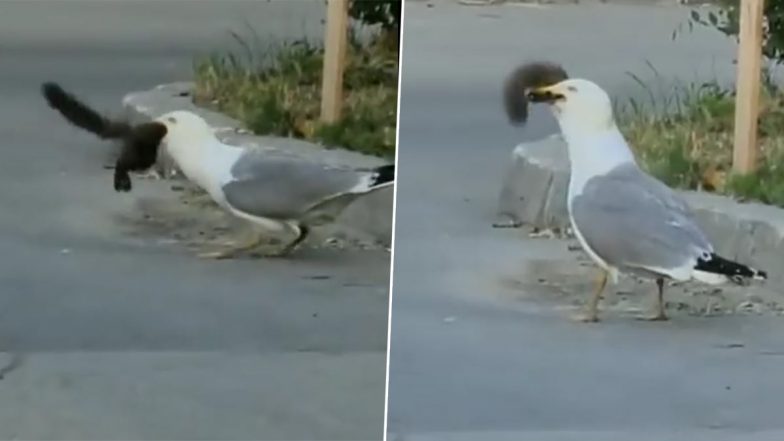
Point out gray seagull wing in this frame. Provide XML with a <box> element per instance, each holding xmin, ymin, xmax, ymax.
<box><xmin>221</xmin><ymin>150</ymin><xmax>369</xmax><ymax>223</ymax></box>
<box><xmin>570</xmin><ymin>163</ymin><xmax>713</xmax><ymax>275</ymax></box>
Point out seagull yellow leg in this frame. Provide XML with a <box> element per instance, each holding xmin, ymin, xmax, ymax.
<box><xmin>198</xmin><ymin>231</ymin><xmax>264</xmax><ymax>260</ymax></box>
<box><xmin>639</xmin><ymin>278</ymin><xmax>669</xmax><ymax>321</ymax></box>
<box><xmin>574</xmin><ymin>269</ymin><xmax>608</xmax><ymax>323</ymax></box>
<box><xmin>263</xmin><ymin>226</ymin><xmax>310</xmax><ymax>258</ymax></box>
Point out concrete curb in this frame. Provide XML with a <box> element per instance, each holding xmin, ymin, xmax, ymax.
<box><xmin>122</xmin><ymin>82</ymin><xmax>394</xmax><ymax>247</ymax></box>
<box><xmin>497</xmin><ymin>135</ymin><xmax>784</xmax><ymax>285</ymax></box>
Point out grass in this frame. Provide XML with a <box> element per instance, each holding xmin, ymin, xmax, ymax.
<box><xmin>616</xmin><ymin>66</ymin><xmax>784</xmax><ymax>207</ymax></box>
<box><xmin>192</xmin><ymin>31</ymin><xmax>398</xmax><ymax>158</ymax></box>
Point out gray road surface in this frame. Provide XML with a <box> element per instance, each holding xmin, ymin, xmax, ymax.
<box><xmin>389</xmin><ymin>2</ymin><xmax>784</xmax><ymax>440</ymax></box>
<box><xmin>0</xmin><ymin>2</ymin><xmax>388</xmax><ymax>440</ymax></box>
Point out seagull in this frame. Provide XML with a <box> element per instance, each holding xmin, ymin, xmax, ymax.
<box><xmin>42</xmin><ymin>83</ymin><xmax>395</xmax><ymax>258</ymax></box>
<box><xmin>509</xmin><ymin>74</ymin><xmax>766</xmax><ymax>322</ymax></box>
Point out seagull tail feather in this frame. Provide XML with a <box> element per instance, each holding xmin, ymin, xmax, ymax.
<box><xmin>694</xmin><ymin>253</ymin><xmax>767</xmax><ymax>284</ymax></box>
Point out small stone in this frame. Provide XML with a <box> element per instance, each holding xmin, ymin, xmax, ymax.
<box><xmin>736</xmin><ymin>301</ymin><xmax>761</xmax><ymax>314</ymax></box>
<box><xmin>492</xmin><ymin>218</ymin><xmax>523</xmax><ymax>229</ymax></box>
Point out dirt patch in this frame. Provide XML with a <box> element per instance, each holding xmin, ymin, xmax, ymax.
<box><xmin>499</xmin><ymin>242</ymin><xmax>784</xmax><ymax>320</ymax></box>
<box><xmin>113</xmin><ymin>180</ymin><xmax>378</xmax><ymax>257</ymax></box>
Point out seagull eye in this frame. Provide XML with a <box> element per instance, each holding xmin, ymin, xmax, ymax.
<box><xmin>567</xmin><ymin>86</ymin><xmax>577</xmax><ymax>92</ymax></box>
<box><xmin>167</xmin><ymin>117</ymin><xmax>177</xmax><ymax>124</ymax></box>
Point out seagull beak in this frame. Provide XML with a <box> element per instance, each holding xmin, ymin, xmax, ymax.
<box><xmin>527</xmin><ymin>84</ymin><xmax>565</xmax><ymax>103</ymax></box>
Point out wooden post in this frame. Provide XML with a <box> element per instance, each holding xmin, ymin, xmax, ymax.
<box><xmin>732</xmin><ymin>0</ymin><xmax>766</xmax><ymax>174</ymax></box>
<box><xmin>321</xmin><ymin>0</ymin><xmax>349</xmax><ymax>124</ymax></box>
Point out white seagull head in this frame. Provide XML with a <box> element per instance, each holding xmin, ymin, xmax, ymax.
<box><xmin>528</xmin><ymin>78</ymin><xmax>616</xmax><ymax>137</ymax></box>
<box><xmin>156</xmin><ymin>110</ymin><xmax>214</xmax><ymax>146</ymax></box>
<box><xmin>153</xmin><ymin>110</ymin><xmax>219</xmax><ymax>183</ymax></box>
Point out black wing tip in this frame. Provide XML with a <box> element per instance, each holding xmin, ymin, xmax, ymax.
<box><xmin>697</xmin><ymin>253</ymin><xmax>767</xmax><ymax>283</ymax></box>
<box><xmin>503</xmin><ymin>61</ymin><xmax>569</xmax><ymax>125</ymax></box>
